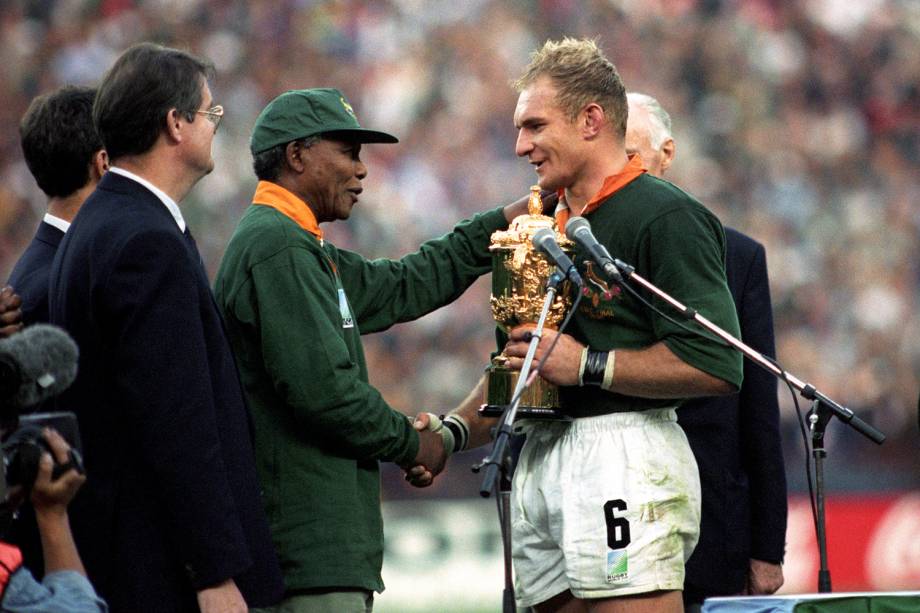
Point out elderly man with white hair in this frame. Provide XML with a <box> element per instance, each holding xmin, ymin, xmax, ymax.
<box><xmin>626</xmin><ymin>91</ymin><xmax>788</xmax><ymax>612</ymax></box>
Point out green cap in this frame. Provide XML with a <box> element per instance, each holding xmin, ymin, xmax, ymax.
<box><xmin>250</xmin><ymin>88</ymin><xmax>398</xmax><ymax>154</ymax></box>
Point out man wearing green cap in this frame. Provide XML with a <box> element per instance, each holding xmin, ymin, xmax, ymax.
<box><xmin>214</xmin><ymin>88</ymin><xmax>528</xmax><ymax>612</ymax></box>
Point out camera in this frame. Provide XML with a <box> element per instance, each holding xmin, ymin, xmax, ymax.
<box><xmin>2</xmin><ymin>411</ymin><xmax>84</xmax><ymax>490</ymax></box>
<box><xmin>0</xmin><ymin>324</ymin><xmax>82</xmax><ymax>494</ymax></box>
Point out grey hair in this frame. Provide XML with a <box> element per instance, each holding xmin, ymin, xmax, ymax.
<box><xmin>626</xmin><ymin>92</ymin><xmax>672</xmax><ymax>150</ymax></box>
<box><xmin>252</xmin><ymin>134</ymin><xmax>321</xmax><ymax>181</ymax></box>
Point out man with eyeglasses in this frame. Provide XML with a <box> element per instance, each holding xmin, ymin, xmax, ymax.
<box><xmin>48</xmin><ymin>42</ymin><xmax>283</xmax><ymax>613</ymax></box>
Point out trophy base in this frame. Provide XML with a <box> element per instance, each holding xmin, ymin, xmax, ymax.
<box><xmin>482</xmin><ymin>364</ymin><xmax>570</xmax><ymax>421</ymax></box>
<box><xmin>478</xmin><ymin>404</ymin><xmax>572</xmax><ymax>421</ymax></box>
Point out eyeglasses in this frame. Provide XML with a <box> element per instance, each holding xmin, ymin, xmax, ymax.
<box><xmin>195</xmin><ymin>105</ymin><xmax>224</xmax><ymax>132</ymax></box>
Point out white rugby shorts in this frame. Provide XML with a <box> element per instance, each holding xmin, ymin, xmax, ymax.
<box><xmin>511</xmin><ymin>409</ymin><xmax>701</xmax><ymax>608</ymax></box>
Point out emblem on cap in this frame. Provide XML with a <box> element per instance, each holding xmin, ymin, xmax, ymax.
<box><xmin>340</xmin><ymin>96</ymin><xmax>356</xmax><ymax>119</ymax></box>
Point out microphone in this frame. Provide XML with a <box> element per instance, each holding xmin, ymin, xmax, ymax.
<box><xmin>0</xmin><ymin>324</ymin><xmax>78</xmax><ymax>414</ymax></box>
<box><xmin>565</xmin><ymin>216</ymin><xmax>622</xmax><ymax>282</ymax></box>
<box><xmin>532</xmin><ymin>228</ymin><xmax>583</xmax><ymax>286</ymax></box>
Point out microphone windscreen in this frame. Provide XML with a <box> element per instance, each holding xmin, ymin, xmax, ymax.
<box><xmin>532</xmin><ymin>227</ymin><xmax>555</xmax><ymax>252</ymax></box>
<box><xmin>565</xmin><ymin>216</ymin><xmax>591</xmax><ymax>241</ymax></box>
<box><xmin>0</xmin><ymin>324</ymin><xmax>78</xmax><ymax>411</ymax></box>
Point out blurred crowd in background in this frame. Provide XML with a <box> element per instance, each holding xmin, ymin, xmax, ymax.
<box><xmin>0</xmin><ymin>0</ymin><xmax>917</xmax><ymax>494</ymax></box>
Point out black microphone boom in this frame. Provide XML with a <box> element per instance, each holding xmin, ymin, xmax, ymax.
<box><xmin>564</xmin><ymin>216</ymin><xmax>622</xmax><ymax>282</ymax></box>
<box><xmin>532</xmin><ymin>228</ymin><xmax>583</xmax><ymax>286</ymax></box>
<box><xmin>0</xmin><ymin>324</ymin><xmax>78</xmax><ymax>413</ymax></box>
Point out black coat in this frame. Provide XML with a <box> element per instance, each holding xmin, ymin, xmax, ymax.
<box><xmin>7</xmin><ymin>220</ymin><xmax>64</xmax><ymax>326</ymax></box>
<box><xmin>678</xmin><ymin>227</ymin><xmax>788</xmax><ymax>602</ymax></box>
<box><xmin>48</xmin><ymin>172</ymin><xmax>283</xmax><ymax>612</ymax></box>
<box><xmin>6</xmin><ymin>219</ymin><xmax>66</xmax><ymax>573</ymax></box>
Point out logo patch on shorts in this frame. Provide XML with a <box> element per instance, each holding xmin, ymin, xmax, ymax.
<box><xmin>606</xmin><ymin>549</ymin><xmax>628</xmax><ymax>583</ymax></box>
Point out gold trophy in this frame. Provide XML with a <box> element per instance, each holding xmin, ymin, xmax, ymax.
<box><xmin>482</xmin><ymin>186</ymin><xmax>576</xmax><ymax>416</ymax></box>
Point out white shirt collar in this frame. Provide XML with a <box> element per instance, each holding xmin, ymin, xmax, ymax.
<box><xmin>108</xmin><ymin>166</ymin><xmax>186</xmax><ymax>232</ymax></box>
<box><xmin>42</xmin><ymin>213</ymin><xmax>70</xmax><ymax>233</ymax></box>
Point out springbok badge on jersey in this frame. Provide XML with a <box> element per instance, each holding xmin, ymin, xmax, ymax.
<box><xmin>338</xmin><ymin>288</ymin><xmax>354</xmax><ymax>328</ymax></box>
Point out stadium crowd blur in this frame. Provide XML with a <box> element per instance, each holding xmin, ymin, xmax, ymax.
<box><xmin>0</xmin><ymin>0</ymin><xmax>917</xmax><ymax>495</ymax></box>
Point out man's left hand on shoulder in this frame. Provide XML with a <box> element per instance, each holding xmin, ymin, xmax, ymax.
<box><xmin>0</xmin><ymin>285</ymin><xmax>23</xmax><ymax>338</ymax></box>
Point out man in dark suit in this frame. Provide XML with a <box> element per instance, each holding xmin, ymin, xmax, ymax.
<box><xmin>6</xmin><ymin>85</ymin><xmax>107</xmax><ymax>578</ymax></box>
<box><xmin>625</xmin><ymin>92</ymin><xmax>787</xmax><ymax>610</ymax></box>
<box><xmin>8</xmin><ymin>86</ymin><xmax>106</xmax><ymax>326</ymax></box>
<box><xmin>48</xmin><ymin>42</ymin><xmax>283</xmax><ymax>613</ymax></box>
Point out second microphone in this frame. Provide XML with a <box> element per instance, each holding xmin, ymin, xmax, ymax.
<box><xmin>532</xmin><ymin>227</ymin><xmax>584</xmax><ymax>287</ymax></box>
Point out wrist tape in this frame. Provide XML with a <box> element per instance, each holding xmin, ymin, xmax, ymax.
<box><xmin>421</xmin><ymin>413</ymin><xmax>455</xmax><ymax>457</ymax></box>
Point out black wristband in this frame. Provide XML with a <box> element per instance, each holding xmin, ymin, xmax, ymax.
<box><xmin>440</xmin><ymin>415</ymin><xmax>467</xmax><ymax>453</ymax></box>
<box><xmin>582</xmin><ymin>350</ymin><xmax>608</xmax><ymax>387</ymax></box>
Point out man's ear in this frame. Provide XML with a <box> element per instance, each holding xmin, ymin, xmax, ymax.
<box><xmin>285</xmin><ymin>140</ymin><xmax>306</xmax><ymax>173</ymax></box>
<box><xmin>581</xmin><ymin>103</ymin><xmax>606</xmax><ymax>138</ymax></box>
<box><xmin>90</xmin><ymin>149</ymin><xmax>109</xmax><ymax>182</ymax></box>
<box><xmin>659</xmin><ymin>137</ymin><xmax>676</xmax><ymax>174</ymax></box>
<box><xmin>164</xmin><ymin>108</ymin><xmax>185</xmax><ymax>144</ymax></box>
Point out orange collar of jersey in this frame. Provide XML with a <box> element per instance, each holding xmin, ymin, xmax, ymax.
<box><xmin>252</xmin><ymin>181</ymin><xmax>323</xmax><ymax>241</ymax></box>
<box><xmin>554</xmin><ymin>153</ymin><xmax>646</xmax><ymax>228</ymax></box>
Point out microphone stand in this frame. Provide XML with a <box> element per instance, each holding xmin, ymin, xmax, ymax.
<box><xmin>809</xmin><ymin>399</ymin><xmax>833</xmax><ymax>592</ymax></box>
<box><xmin>603</xmin><ymin>257</ymin><xmax>884</xmax><ymax>594</ymax></box>
<box><xmin>474</xmin><ymin>268</ymin><xmax>567</xmax><ymax>613</ymax></box>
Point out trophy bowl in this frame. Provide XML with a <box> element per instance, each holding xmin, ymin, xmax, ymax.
<box><xmin>482</xmin><ymin>187</ymin><xmax>575</xmax><ymax>416</ymax></box>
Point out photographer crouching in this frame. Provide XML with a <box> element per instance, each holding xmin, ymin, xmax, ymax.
<box><xmin>0</xmin><ymin>426</ymin><xmax>106</xmax><ymax>612</ymax></box>
<box><xmin>0</xmin><ymin>287</ymin><xmax>106</xmax><ymax>612</ymax></box>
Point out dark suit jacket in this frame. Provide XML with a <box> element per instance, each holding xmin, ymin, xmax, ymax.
<box><xmin>7</xmin><ymin>220</ymin><xmax>64</xmax><ymax>326</ymax></box>
<box><xmin>6</xmin><ymin>220</ymin><xmax>66</xmax><ymax>574</ymax></box>
<box><xmin>678</xmin><ymin>227</ymin><xmax>788</xmax><ymax>602</ymax></box>
<box><xmin>48</xmin><ymin>172</ymin><xmax>283</xmax><ymax>612</ymax></box>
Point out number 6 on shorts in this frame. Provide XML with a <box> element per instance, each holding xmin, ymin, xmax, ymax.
<box><xmin>604</xmin><ymin>499</ymin><xmax>631</xmax><ymax>549</ymax></box>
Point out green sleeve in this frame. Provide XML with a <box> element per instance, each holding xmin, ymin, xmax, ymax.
<box><xmin>248</xmin><ymin>244</ymin><xmax>419</xmax><ymax>465</ymax></box>
<box><xmin>338</xmin><ymin>207</ymin><xmax>508</xmax><ymax>333</ymax></box>
<box><xmin>640</xmin><ymin>207</ymin><xmax>744</xmax><ymax>388</ymax></box>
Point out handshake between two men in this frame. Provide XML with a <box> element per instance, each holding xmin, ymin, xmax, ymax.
<box><xmin>403</xmin><ymin>324</ymin><xmax>590</xmax><ymax>488</ymax></box>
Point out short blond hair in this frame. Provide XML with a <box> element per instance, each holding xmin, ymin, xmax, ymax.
<box><xmin>513</xmin><ymin>37</ymin><xmax>627</xmax><ymax>138</ymax></box>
